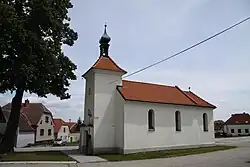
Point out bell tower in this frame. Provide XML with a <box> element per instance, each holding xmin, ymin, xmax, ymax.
<box><xmin>81</xmin><ymin>24</ymin><xmax>127</xmax><ymax>155</ymax></box>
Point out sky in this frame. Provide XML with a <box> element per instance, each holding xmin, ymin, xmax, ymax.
<box><xmin>1</xmin><ymin>0</ymin><xmax>250</xmax><ymax>122</ymax></box>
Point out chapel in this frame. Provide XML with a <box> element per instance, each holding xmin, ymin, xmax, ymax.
<box><xmin>79</xmin><ymin>25</ymin><xmax>216</xmax><ymax>155</ymax></box>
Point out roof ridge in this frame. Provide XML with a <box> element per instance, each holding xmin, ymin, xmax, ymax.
<box><xmin>175</xmin><ymin>86</ymin><xmax>198</xmax><ymax>105</ymax></box>
<box><xmin>123</xmin><ymin>80</ymin><xmax>176</xmax><ymax>88</ymax></box>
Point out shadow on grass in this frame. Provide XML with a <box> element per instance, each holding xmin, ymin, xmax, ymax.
<box><xmin>99</xmin><ymin>145</ymin><xmax>237</xmax><ymax>161</ymax></box>
<box><xmin>0</xmin><ymin>151</ymin><xmax>75</xmax><ymax>162</ymax></box>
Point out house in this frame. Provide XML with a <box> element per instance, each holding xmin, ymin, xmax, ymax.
<box><xmin>54</xmin><ymin>119</ymin><xmax>80</xmax><ymax>143</ymax></box>
<box><xmin>54</xmin><ymin>118</ymin><xmax>70</xmax><ymax>142</ymax></box>
<box><xmin>79</xmin><ymin>25</ymin><xmax>216</xmax><ymax>155</ymax></box>
<box><xmin>66</xmin><ymin>121</ymin><xmax>80</xmax><ymax>143</ymax></box>
<box><xmin>2</xmin><ymin>109</ymin><xmax>36</xmax><ymax>147</ymax></box>
<box><xmin>2</xmin><ymin>99</ymin><xmax>54</xmax><ymax>146</ymax></box>
<box><xmin>224</xmin><ymin>112</ymin><xmax>250</xmax><ymax>136</ymax></box>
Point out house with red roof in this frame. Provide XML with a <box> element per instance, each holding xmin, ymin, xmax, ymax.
<box><xmin>79</xmin><ymin>25</ymin><xmax>216</xmax><ymax>155</ymax></box>
<box><xmin>54</xmin><ymin>118</ymin><xmax>80</xmax><ymax>143</ymax></box>
<box><xmin>224</xmin><ymin>112</ymin><xmax>250</xmax><ymax>136</ymax></box>
<box><xmin>2</xmin><ymin>99</ymin><xmax>54</xmax><ymax>147</ymax></box>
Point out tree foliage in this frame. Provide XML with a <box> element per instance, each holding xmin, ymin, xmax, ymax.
<box><xmin>0</xmin><ymin>0</ymin><xmax>78</xmax><ymax>153</ymax></box>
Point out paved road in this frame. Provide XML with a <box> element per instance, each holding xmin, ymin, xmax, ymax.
<box><xmin>1</xmin><ymin>137</ymin><xmax>250</xmax><ymax>167</ymax></box>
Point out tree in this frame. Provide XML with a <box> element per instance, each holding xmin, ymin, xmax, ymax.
<box><xmin>0</xmin><ymin>0</ymin><xmax>78</xmax><ymax>153</ymax></box>
<box><xmin>76</xmin><ymin>117</ymin><xmax>82</xmax><ymax>132</ymax></box>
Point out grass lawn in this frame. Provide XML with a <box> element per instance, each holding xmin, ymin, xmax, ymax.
<box><xmin>0</xmin><ymin>151</ymin><xmax>75</xmax><ymax>162</ymax></box>
<box><xmin>65</xmin><ymin>142</ymin><xmax>79</xmax><ymax>146</ymax></box>
<box><xmin>99</xmin><ymin>145</ymin><xmax>237</xmax><ymax>161</ymax></box>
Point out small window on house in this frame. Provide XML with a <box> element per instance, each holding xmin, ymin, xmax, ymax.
<box><xmin>245</xmin><ymin>129</ymin><xmax>249</xmax><ymax>133</ymax></box>
<box><xmin>238</xmin><ymin>129</ymin><xmax>242</xmax><ymax>133</ymax></box>
<box><xmin>40</xmin><ymin>120</ymin><xmax>42</xmax><ymax>124</ymax></box>
<box><xmin>63</xmin><ymin>127</ymin><xmax>66</xmax><ymax>133</ymax></box>
<box><xmin>175</xmin><ymin>111</ymin><xmax>181</xmax><ymax>131</ymax></box>
<box><xmin>45</xmin><ymin>116</ymin><xmax>49</xmax><ymax>123</ymax></box>
<box><xmin>203</xmin><ymin>113</ymin><xmax>208</xmax><ymax>132</ymax></box>
<box><xmin>48</xmin><ymin>129</ymin><xmax>51</xmax><ymax>136</ymax></box>
<box><xmin>148</xmin><ymin>109</ymin><xmax>155</xmax><ymax>131</ymax></box>
<box><xmin>40</xmin><ymin>129</ymin><xmax>44</xmax><ymax>136</ymax></box>
<box><xmin>231</xmin><ymin>129</ymin><xmax>234</xmax><ymax>133</ymax></box>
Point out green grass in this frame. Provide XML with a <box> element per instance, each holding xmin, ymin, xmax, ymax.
<box><xmin>0</xmin><ymin>151</ymin><xmax>76</xmax><ymax>162</ymax></box>
<box><xmin>99</xmin><ymin>145</ymin><xmax>237</xmax><ymax>161</ymax></box>
<box><xmin>65</xmin><ymin>142</ymin><xmax>79</xmax><ymax>146</ymax></box>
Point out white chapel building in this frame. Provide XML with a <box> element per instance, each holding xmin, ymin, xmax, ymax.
<box><xmin>79</xmin><ymin>25</ymin><xmax>216</xmax><ymax>155</ymax></box>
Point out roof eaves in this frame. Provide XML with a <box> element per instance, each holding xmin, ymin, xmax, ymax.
<box><xmin>123</xmin><ymin>99</ymin><xmax>216</xmax><ymax>109</ymax></box>
<box><xmin>188</xmin><ymin>91</ymin><xmax>217</xmax><ymax>109</ymax></box>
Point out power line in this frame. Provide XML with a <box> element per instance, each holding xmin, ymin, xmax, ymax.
<box><xmin>121</xmin><ymin>16</ymin><xmax>250</xmax><ymax>79</ymax></box>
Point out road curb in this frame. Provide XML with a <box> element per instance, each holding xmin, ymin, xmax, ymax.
<box><xmin>0</xmin><ymin>161</ymin><xmax>77</xmax><ymax>164</ymax></box>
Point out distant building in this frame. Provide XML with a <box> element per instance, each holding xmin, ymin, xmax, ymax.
<box><xmin>54</xmin><ymin>118</ymin><xmax>80</xmax><ymax>143</ymax></box>
<box><xmin>2</xmin><ymin>99</ymin><xmax>54</xmax><ymax>147</ymax></box>
<box><xmin>214</xmin><ymin>120</ymin><xmax>224</xmax><ymax>133</ymax></box>
<box><xmin>224</xmin><ymin>112</ymin><xmax>250</xmax><ymax>136</ymax></box>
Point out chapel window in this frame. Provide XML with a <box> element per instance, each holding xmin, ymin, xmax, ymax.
<box><xmin>175</xmin><ymin>111</ymin><xmax>181</xmax><ymax>131</ymax></box>
<box><xmin>148</xmin><ymin>109</ymin><xmax>155</xmax><ymax>131</ymax></box>
<box><xmin>203</xmin><ymin>113</ymin><xmax>208</xmax><ymax>132</ymax></box>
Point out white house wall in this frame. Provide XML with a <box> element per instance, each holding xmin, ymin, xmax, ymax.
<box><xmin>69</xmin><ymin>133</ymin><xmax>80</xmax><ymax>142</ymax></box>
<box><xmin>36</xmin><ymin>113</ymin><xmax>54</xmax><ymax>142</ymax></box>
<box><xmin>93</xmin><ymin>70</ymin><xmax>123</xmax><ymax>153</ymax></box>
<box><xmin>16</xmin><ymin>132</ymin><xmax>35</xmax><ymax>148</ymax></box>
<box><xmin>57</xmin><ymin>125</ymin><xmax>70</xmax><ymax>142</ymax></box>
<box><xmin>123</xmin><ymin>101</ymin><xmax>215</xmax><ymax>153</ymax></box>
<box><xmin>224</xmin><ymin>124</ymin><xmax>250</xmax><ymax>136</ymax></box>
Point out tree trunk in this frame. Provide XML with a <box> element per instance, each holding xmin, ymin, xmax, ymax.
<box><xmin>0</xmin><ymin>87</ymin><xmax>24</xmax><ymax>154</ymax></box>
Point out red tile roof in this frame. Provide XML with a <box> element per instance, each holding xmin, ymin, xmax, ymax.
<box><xmin>2</xmin><ymin>102</ymin><xmax>52</xmax><ymax>126</ymax></box>
<box><xmin>225</xmin><ymin>113</ymin><xmax>250</xmax><ymax>125</ymax></box>
<box><xmin>53</xmin><ymin>118</ymin><xmax>65</xmax><ymax>133</ymax></box>
<box><xmin>2</xmin><ymin>110</ymin><xmax>34</xmax><ymax>132</ymax></box>
<box><xmin>19</xmin><ymin>112</ymin><xmax>35</xmax><ymax>132</ymax></box>
<box><xmin>53</xmin><ymin>119</ymin><xmax>79</xmax><ymax>133</ymax></box>
<box><xmin>118</xmin><ymin>80</ymin><xmax>216</xmax><ymax>109</ymax></box>
<box><xmin>83</xmin><ymin>56</ymin><xmax>127</xmax><ymax>77</ymax></box>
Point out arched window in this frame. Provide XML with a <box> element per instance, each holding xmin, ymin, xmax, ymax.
<box><xmin>203</xmin><ymin>113</ymin><xmax>208</xmax><ymax>131</ymax></box>
<box><xmin>175</xmin><ymin>111</ymin><xmax>181</xmax><ymax>131</ymax></box>
<box><xmin>148</xmin><ymin>109</ymin><xmax>155</xmax><ymax>131</ymax></box>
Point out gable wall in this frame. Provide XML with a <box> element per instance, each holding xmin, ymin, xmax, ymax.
<box><xmin>36</xmin><ymin>113</ymin><xmax>54</xmax><ymax>142</ymax></box>
<box><xmin>57</xmin><ymin>125</ymin><xmax>70</xmax><ymax>141</ymax></box>
<box><xmin>123</xmin><ymin>101</ymin><xmax>214</xmax><ymax>153</ymax></box>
